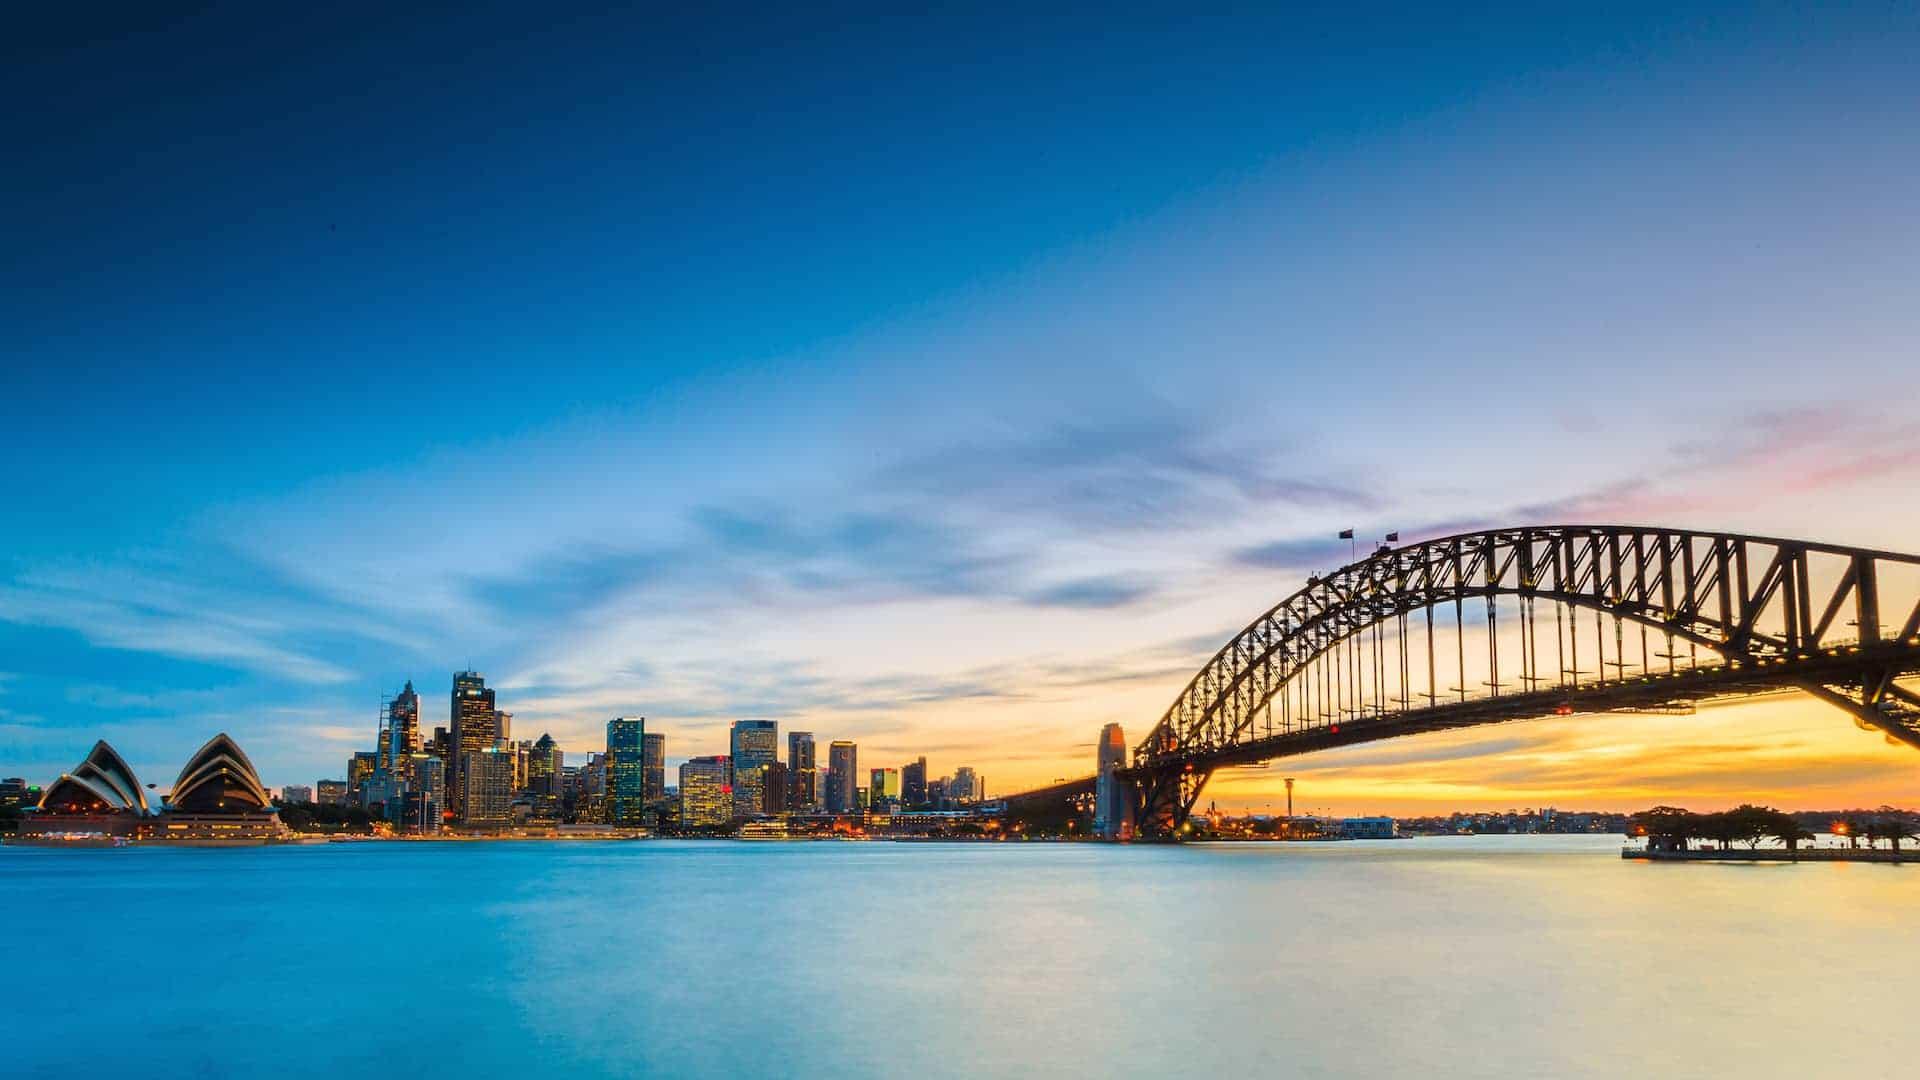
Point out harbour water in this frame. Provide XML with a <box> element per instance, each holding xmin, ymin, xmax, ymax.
<box><xmin>3</xmin><ymin>835</ymin><xmax>1912</xmax><ymax>1079</ymax></box>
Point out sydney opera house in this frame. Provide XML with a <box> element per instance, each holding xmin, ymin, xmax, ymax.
<box><xmin>18</xmin><ymin>733</ymin><xmax>285</xmax><ymax>845</ymax></box>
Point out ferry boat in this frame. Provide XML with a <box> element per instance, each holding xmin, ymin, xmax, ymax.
<box><xmin>736</xmin><ymin>820</ymin><xmax>797</xmax><ymax>840</ymax></box>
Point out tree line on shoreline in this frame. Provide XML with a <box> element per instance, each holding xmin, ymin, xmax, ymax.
<box><xmin>1632</xmin><ymin>804</ymin><xmax>1919</xmax><ymax>852</ymax></box>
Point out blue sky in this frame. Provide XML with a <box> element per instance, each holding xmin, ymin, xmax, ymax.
<box><xmin>5</xmin><ymin>3</ymin><xmax>1920</xmax><ymax>807</ymax></box>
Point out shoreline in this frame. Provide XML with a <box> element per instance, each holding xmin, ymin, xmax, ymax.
<box><xmin>1624</xmin><ymin>847</ymin><xmax>1919</xmax><ymax>864</ymax></box>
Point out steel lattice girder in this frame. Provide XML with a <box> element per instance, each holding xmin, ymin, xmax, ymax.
<box><xmin>1133</xmin><ymin>526</ymin><xmax>1920</xmax><ymax>813</ymax></box>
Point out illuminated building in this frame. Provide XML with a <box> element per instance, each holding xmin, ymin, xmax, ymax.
<box><xmin>577</xmin><ymin>753</ymin><xmax>606</xmax><ymax>822</ymax></box>
<box><xmin>870</xmin><ymin>767</ymin><xmax>900</xmax><ymax>807</ymax></box>
<box><xmin>1094</xmin><ymin>722</ymin><xmax>1130</xmax><ymax>838</ymax></box>
<box><xmin>449</xmin><ymin>671</ymin><xmax>498</xmax><ymax>820</ymax></box>
<box><xmin>316</xmin><ymin>779</ymin><xmax>349</xmax><ymax>806</ymax></box>
<box><xmin>403</xmin><ymin>753</ymin><xmax>445</xmax><ymax>831</ymax></box>
<box><xmin>383</xmin><ymin>680</ymin><xmax>421</xmax><ymax>771</ymax></box>
<box><xmin>348</xmin><ymin>751</ymin><xmax>378</xmax><ymax>797</ymax></box>
<box><xmin>642</xmin><ymin>732</ymin><xmax>665</xmax><ymax>805</ymax></box>
<box><xmin>280</xmin><ymin>784</ymin><xmax>313</xmax><ymax>805</ymax></box>
<box><xmin>21</xmin><ymin>734</ymin><xmax>285</xmax><ymax>844</ymax></box>
<box><xmin>826</xmin><ymin>741</ymin><xmax>858</xmax><ymax>814</ymax></box>
<box><xmin>0</xmin><ymin>777</ymin><xmax>34</xmax><ymax>806</ymax></box>
<box><xmin>950</xmin><ymin>766</ymin><xmax>979</xmax><ymax>804</ymax></box>
<box><xmin>39</xmin><ymin>741</ymin><xmax>150</xmax><ymax>816</ymax></box>
<box><xmin>20</xmin><ymin>740</ymin><xmax>152</xmax><ymax>841</ymax></box>
<box><xmin>761</xmin><ymin>761</ymin><xmax>788</xmax><ymax>814</ymax></box>
<box><xmin>607</xmin><ymin>717</ymin><xmax>647</xmax><ymax>826</ymax></box>
<box><xmin>730</xmin><ymin>720</ymin><xmax>778</xmax><ymax>820</ymax></box>
<box><xmin>359</xmin><ymin>771</ymin><xmax>405</xmax><ymax>820</ymax></box>
<box><xmin>460</xmin><ymin>745</ymin><xmax>516</xmax><ymax>830</ymax></box>
<box><xmin>528</xmin><ymin>734</ymin><xmax>563</xmax><ymax>817</ymax></box>
<box><xmin>787</xmin><ymin>731</ymin><xmax>817</xmax><ymax>810</ymax></box>
<box><xmin>154</xmin><ymin>733</ymin><xmax>285</xmax><ymax>842</ymax></box>
<box><xmin>512</xmin><ymin>739</ymin><xmax>531</xmax><ymax>792</ymax></box>
<box><xmin>902</xmin><ymin>756</ymin><xmax>927</xmax><ymax>807</ymax></box>
<box><xmin>679</xmin><ymin>755</ymin><xmax>732</xmax><ymax>826</ymax></box>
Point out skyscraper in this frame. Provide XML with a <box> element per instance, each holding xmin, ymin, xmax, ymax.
<box><xmin>902</xmin><ymin>756</ymin><xmax>928</xmax><ymax>807</ymax></box>
<box><xmin>385</xmin><ymin>680</ymin><xmax>421</xmax><ymax>773</ymax></box>
<box><xmin>761</xmin><ymin>761</ymin><xmax>788</xmax><ymax>814</ymax></box>
<box><xmin>729</xmin><ymin>720</ymin><xmax>778</xmax><ymax>820</ymax></box>
<box><xmin>403</xmin><ymin>752</ymin><xmax>445</xmax><ymax>832</ymax></box>
<box><xmin>679</xmin><ymin>755</ymin><xmax>732</xmax><ymax>826</ymax></box>
<box><xmin>578</xmin><ymin>752</ymin><xmax>607</xmax><ymax>822</ymax></box>
<box><xmin>826</xmin><ymin>741</ymin><xmax>858</xmax><ymax>814</ymax></box>
<box><xmin>460</xmin><ymin>745</ymin><xmax>515</xmax><ymax>830</ymax></box>
<box><xmin>870</xmin><ymin>767</ymin><xmax>900</xmax><ymax>805</ymax></box>
<box><xmin>642</xmin><ymin>732</ymin><xmax>665</xmax><ymax>805</ymax></box>
<box><xmin>347</xmin><ymin>751</ymin><xmax>378</xmax><ymax>796</ymax></box>
<box><xmin>528</xmin><ymin>733</ymin><xmax>562</xmax><ymax>817</ymax></box>
<box><xmin>607</xmin><ymin>717</ymin><xmax>647</xmax><ymax>827</ymax></box>
<box><xmin>512</xmin><ymin>739</ymin><xmax>532</xmax><ymax>792</ymax></box>
<box><xmin>787</xmin><ymin>731</ymin><xmax>817</xmax><ymax>811</ymax></box>
<box><xmin>449</xmin><ymin>671</ymin><xmax>497</xmax><ymax>820</ymax></box>
<box><xmin>950</xmin><ymin>765</ymin><xmax>979</xmax><ymax>803</ymax></box>
<box><xmin>1094</xmin><ymin>722</ymin><xmax>1130</xmax><ymax>838</ymax></box>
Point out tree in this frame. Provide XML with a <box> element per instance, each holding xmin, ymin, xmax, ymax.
<box><xmin>1836</xmin><ymin>814</ymin><xmax>1867</xmax><ymax>849</ymax></box>
<box><xmin>1722</xmin><ymin>805</ymin><xmax>1775</xmax><ymax>850</ymax></box>
<box><xmin>1868</xmin><ymin>807</ymin><xmax>1918</xmax><ymax>853</ymax></box>
<box><xmin>1632</xmin><ymin>806</ymin><xmax>1696</xmax><ymax>852</ymax></box>
<box><xmin>1695</xmin><ymin>811</ymin><xmax>1744</xmax><ymax>851</ymax></box>
<box><xmin>274</xmin><ymin>800</ymin><xmax>375</xmax><ymax>834</ymax></box>
<box><xmin>1763</xmin><ymin>809</ymin><xmax>1814</xmax><ymax>852</ymax></box>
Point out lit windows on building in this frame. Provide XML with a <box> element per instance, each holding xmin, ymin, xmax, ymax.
<box><xmin>679</xmin><ymin>755</ymin><xmax>732</xmax><ymax>827</ymax></box>
<box><xmin>826</xmin><ymin>741</ymin><xmax>858</xmax><ymax>814</ymax></box>
<box><xmin>642</xmin><ymin>732</ymin><xmax>665</xmax><ymax>805</ymax></box>
<box><xmin>787</xmin><ymin>731</ymin><xmax>817</xmax><ymax>811</ymax></box>
<box><xmin>870</xmin><ymin>766</ymin><xmax>900</xmax><ymax>807</ymax></box>
<box><xmin>460</xmin><ymin>745</ymin><xmax>516</xmax><ymax>829</ymax></box>
<box><xmin>528</xmin><ymin>734</ymin><xmax>563</xmax><ymax>818</ymax></box>
<box><xmin>607</xmin><ymin>717</ymin><xmax>647</xmax><ymax>826</ymax></box>
<box><xmin>450</xmin><ymin>671</ymin><xmax>498</xmax><ymax>819</ymax></box>
<box><xmin>729</xmin><ymin>720</ymin><xmax>777</xmax><ymax>820</ymax></box>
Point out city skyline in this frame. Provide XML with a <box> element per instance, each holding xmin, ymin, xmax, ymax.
<box><xmin>5</xmin><ymin>5</ymin><xmax>1920</xmax><ymax>815</ymax></box>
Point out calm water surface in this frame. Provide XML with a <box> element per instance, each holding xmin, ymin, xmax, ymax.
<box><xmin>2</xmin><ymin>835</ymin><xmax>1912</xmax><ymax>1079</ymax></box>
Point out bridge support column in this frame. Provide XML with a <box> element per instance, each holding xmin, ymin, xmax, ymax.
<box><xmin>1130</xmin><ymin>765</ymin><xmax>1212</xmax><ymax>840</ymax></box>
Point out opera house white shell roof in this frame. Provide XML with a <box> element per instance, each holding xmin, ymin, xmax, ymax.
<box><xmin>167</xmin><ymin>732</ymin><xmax>271</xmax><ymax>814</ymax></box>
<box><xmin>37</xmin><ymin>740</ymin><xmax>152</xmax><ymax>816</ymax></box>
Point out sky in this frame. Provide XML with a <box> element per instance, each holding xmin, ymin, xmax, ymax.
<box><xmin>5</xmin><ymin>2</ymin><xmax>1919</xmax><ymax>813</ymax></box>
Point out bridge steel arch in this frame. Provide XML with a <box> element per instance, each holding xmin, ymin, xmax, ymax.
<box><xmin>1125</xmin><ymin>525</ymin><xmax>1920</xmax><ymax>837</ymax></box>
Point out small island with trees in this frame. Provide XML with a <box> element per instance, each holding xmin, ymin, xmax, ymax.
<box><xmin>1625</xmin><ymin>804</ymin><xmax>1919</xmax><ymax>862</ymax></box>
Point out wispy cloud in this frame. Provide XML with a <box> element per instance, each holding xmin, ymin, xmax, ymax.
<box><xmin>0</xmin><ymin>566</ymin><xmax>355</xmax><ymax>685</ymax></box>
<box><xmin>1024</xmin><ymin>576</ymin><xmax>1158</xmax><ymax>609</ymax></box>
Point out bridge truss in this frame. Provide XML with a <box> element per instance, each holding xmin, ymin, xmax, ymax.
<box><xmin>1126</xmin><ymin>526</ymin><xmax>1920</xmax><ymax>837</ymax></box>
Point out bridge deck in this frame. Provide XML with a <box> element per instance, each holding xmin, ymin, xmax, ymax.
<box><xmin>1125</xmin><ymin>646</ymin><xmax>1920</xmax><ymax>780</ymax></box>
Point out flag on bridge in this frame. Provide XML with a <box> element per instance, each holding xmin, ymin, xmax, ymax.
<box><xmin>1385</xmin><ymin>531</ymin><xmax>1399</xmax><ymax>542</ymax></box>
<box><xmin>1338</xmin><ymin>528</ymin><xmax>1354</xmax><ymax>539</ymax></box>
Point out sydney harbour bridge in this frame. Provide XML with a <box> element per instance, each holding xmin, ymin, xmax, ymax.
<box><xmin>1003</xmin><ymin>525</ymin><xmax>1920</xmax><ymax>839</ymax></box>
